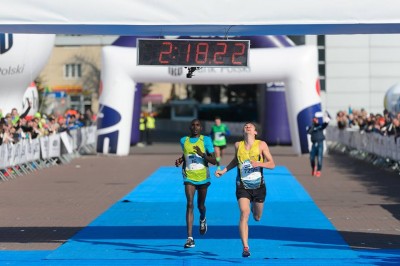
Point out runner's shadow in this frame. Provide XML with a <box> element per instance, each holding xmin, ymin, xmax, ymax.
<box><xmin>75</xmin><ymin>239</ymin><xmax>219</xmax><ymax>258</ymax></box>
<box><xmin>72</xmin><ymin>225</ymin><xmax>348</xmax><ymax>247</ymax></box>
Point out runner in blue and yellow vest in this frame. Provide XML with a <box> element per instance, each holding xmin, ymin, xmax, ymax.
<box><xmin>175</xmin><ymin>119</ymin><xmax>216</xmax><ymax>249</ymax></box>
<box><xmin>215</xmin><ymin>122</ymin><xmax>275</xmax><ymax>258</ymax></box>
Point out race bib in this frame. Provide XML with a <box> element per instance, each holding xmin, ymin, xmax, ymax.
<box><xmin>214</xmin><ymin>132</ymin><xmax>224</xmax><ymax>141</ymax></box>
<box><xmin>240</xmin><ymin>160</ymin><xmax>261</xmax><ymax>181</ymax></box>
<box><xmin>186</xmin><ymin>154</ymin><xmax>205</xmax><ymax>170</ymax></box>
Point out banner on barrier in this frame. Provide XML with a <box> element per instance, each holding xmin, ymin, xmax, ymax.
<box><xmin>40</xmin><ymin>137</ymin><xmax>50</xmax><ymax>159</ymax></box>
<box><xmin>49</xmin><ymin>134</ymin><xmax>61</xmax><ymax>158</ymax></box>
<box><xmin>326</xmin><ymin>126</ymin><xmax>400</xmax><ymax>162</ymax></box>
<box><xmin>0</xmin><ymin>127</ymin><xmax>95</xmax><ymax>170</ymax></box>
<box><xmin>60</xmin><ymin>132</ymin><xmax>74</xmax><ymax>154</ymax></box>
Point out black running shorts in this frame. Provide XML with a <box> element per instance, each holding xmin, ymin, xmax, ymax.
<box><xmin>236</xmin><ymin>185</ymin><xmax>266</xmax><ymax>203</ymax></box>
<box><xmin>184</xmin><ymin>181</ymin><xmax>211</xmax><ymax>190</ymax></box>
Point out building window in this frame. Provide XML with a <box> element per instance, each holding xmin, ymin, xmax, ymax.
<box><xmin>64</xmin><ymin>63</ymin><xmax>82</xmax><ymax>79</ymax></box>
<box><xmin>317</xmin><ymin>35</ymin><xmax>326</xmax><ymax>91</ymax></box>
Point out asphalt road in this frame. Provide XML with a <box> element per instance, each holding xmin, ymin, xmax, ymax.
<box><xmin>0</xmin><ymin>133</ymin><xmax>398</xmax><ymax>250</ymax></box>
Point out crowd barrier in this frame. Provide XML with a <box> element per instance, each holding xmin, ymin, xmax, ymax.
<box><xmin>326</xmin><ymin>126</ymin><xmax>400</xmax><ymax>163</ymax></box>
<box><xmin>0</xmin><ymin>126</ymin><xmax>97</xmax><ymax>181</ymax></box>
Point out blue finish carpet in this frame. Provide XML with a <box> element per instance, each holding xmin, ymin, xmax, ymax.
<box><xmin>1</xmin><ymin>166</ymin><xmax>399</xmax><ymax>265</ymax></box>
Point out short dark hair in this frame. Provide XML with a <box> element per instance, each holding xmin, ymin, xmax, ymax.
<box><xmin>190</xmin><ymin>118</ymin><xmax>201</xmax><ymax>125</ymax></box>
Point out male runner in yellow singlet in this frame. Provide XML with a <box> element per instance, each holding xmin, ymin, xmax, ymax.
<box><xmin>175</xmin><ymin>119</ymin><xmax>217</xmax><ymax>248</ymax></box>
<box><xmin>215</xmin><ymin>122</ymin><xmax>275</xmax><ymax>257</ymax></box>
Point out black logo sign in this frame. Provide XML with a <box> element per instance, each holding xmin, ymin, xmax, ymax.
<box><xmin>0</xmin><ymin>34</ymin><xmax>13</xmax><ymax>54</ymax></box>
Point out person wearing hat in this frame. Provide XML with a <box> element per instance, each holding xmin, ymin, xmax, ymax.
<box><xmin>11</xmin><ymin>100</ymin><xmax>31</xmax><ymax>126</ymax></box>
<box><xmin>306</xmin><ymin>112</ymin><xmax>330</xmax><ymax>177</ymax></box>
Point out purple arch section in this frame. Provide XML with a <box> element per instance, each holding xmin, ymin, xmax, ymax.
<box><xmin>96</xmin><ymin>104</ymin><xmax>121</xmax><ymax>153</ymax></box>
<box><xmin>112</xmin><ymin>35</ymin><xmax>293</xmax><ymax>146</ymax></box>
<box><xmin>262</xmin><ymin>82</ymin><xmax>292</xmax><ymax>145</ymax></box>
<box><xmin>130</xmin><ymin>83</ymin><xmax>143</xmax><ymax>145</ymax></box>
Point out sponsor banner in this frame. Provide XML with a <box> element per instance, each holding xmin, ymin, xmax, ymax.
<box><xmin>80</xmin><ymin>128</ymin><xmax>88</xmax><ymax>147</ymax></box>
<box><xmin>70</xmin><ymin>130</ymin><xmax>79</xmax><ymax>150</ymax></box>
<box><xmin>88</xmin><ymin>126</ymin><xmax>97</xmax><ymax>144</ymax></box>
<box><xmin>12</xmin><ymin>143</ymin><xmax>19</xmax><ymax>165</ymax></box>
<box><xmin>32</xmin><ymin>138</ymin><xmax>41</xmax><ymax>161</ymax></box>
<box><xmin>49</xmin><ymin>134</ymin><xmax>61</xmax><ymax>158</ymax></box>
<box><xmin>0</xmin><ymin>127</ymin><xmax>94</xmax><ymax>169</ymax></box>
<box><xmin>0</xmin><ymin>144</ymin><xmax>7</xmax><ymax>169</ymax></box>
<box><xmin>6</xmin><ymin>144</ymin><xmax>14</xmax><ymax>167</ymax></box>
<box><xmin>20</xmin><ymin>141</ymin><xmax>27</xmax><ymax>164</ymax></box>
<box><xmin>26</xmin><ymin>139</ymin><xmax>34</xmax><ymax>162</ymax></box>
<box><xmin>40</xmin><ymin>136</ymin><xmax>50</xmax><ymax>159</ymax></box>
<box><xmin>60</xmin><ymin>132</ymin><xmax>74</xmax><ymax>154</ymax></box>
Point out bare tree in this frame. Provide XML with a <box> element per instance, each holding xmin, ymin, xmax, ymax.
<box><xmin>73</xmin><ymin>55</ymin><xmax>101</xmax><ymax>94</ymax></box>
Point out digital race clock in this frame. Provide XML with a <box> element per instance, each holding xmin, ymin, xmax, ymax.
<box><xmin>137</xmin><ymin>39</ymin><xmax>250</xmax><ymax>67</ymax></box>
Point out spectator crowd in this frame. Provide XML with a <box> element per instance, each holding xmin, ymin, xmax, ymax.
<box><xmin>0</xmin><ymin>102</ymin><xmax>96</xmax><ymax>146</ymax></box>
<box><xmin>336</xmin><ymin>106</ymin><xmax>400</xmax><ymax>140</ymax></box>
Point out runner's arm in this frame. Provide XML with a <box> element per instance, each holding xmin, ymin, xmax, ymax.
<box><xmin>215</xmin><ymin>142</ymin><xmax>239</xmax><ymax>177</ymax></box>
<box><xmin>251</xmin><ymin>141</ymin><xmax>275</xmax><ymax>170</ymax></box>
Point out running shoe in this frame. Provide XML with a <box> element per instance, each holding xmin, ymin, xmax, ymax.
<box><xmin>184</xmin><ymin>238</ymin><xmax>195</xmax><ymax>248</ymax></box>
<box><xmin>200</xmin><ymin>218</ymin><xmax>207</xmax><ymax>235</ymax></box>
<box><xmin>312</xmin><ymin>166</ymin><xmax>316</xmax><ymax>176</ymax></box>
<box><xmin>315</xmin><ymin>171</ymin><xmax>321</xmax><ymax>177</ymax></box>
<box><xmin>242</xmin><ymin>247</ymin><xmax>251</xmax><ymax>257</ymax></box>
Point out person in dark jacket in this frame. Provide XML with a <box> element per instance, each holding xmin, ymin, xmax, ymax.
<box><xmin>307</xmin><ymin>113</ymin><xmax>329</xmax><ymax>177</ymax></box>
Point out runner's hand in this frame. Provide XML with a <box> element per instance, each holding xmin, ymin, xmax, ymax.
<box><xmin>250</xmin><ymin>161</ymin><xmax>259</xmax><ymax>167</ymax></box>
<box><xmin>215</xmin><ymin>168</ymin><xmax>226</xmax><ymax>177</ymax></box>
<box><xmin>175</xmin><ymin>157</ymin><xmax>183</xmax><ymax>167</ymax></box>
<box><xmin>193</xmin><ymin>146</ymin><xmax>204</xmax><ymax>157</ymax></box>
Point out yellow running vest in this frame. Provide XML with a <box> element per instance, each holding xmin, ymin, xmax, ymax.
<box><xmin>183</xmin><ymin>135</ymin><xmax>209</xmax><ymax>183</ymax></box>
<box><xmin>237</xmin><ymin>140</ymin><xmax>264</xmax><ymax>189</ymax></box>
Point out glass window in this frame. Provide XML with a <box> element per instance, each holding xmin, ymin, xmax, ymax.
<box><xmin>64</xmin><ymin>63</ymin><xmax>82</xmax><ymax>79</ymax></box>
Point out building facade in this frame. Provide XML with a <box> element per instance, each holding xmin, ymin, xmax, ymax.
<box><xmin>39</xmin><ymin>35</ymin><xmax>119</xmax><ymax>114</ymax></box>
<box><xmin>307</xmin><ymin>34</ymin><xmax>400</xmax><ymax>116</ymax></box>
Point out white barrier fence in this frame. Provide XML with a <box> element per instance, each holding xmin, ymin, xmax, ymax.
<box><xmin>0</xmin><ymin>126</ymin><xmax>97</xmax><ymax>180</ymax></box>
<box><xmin>326</xmin><ymin>126</ymin><xmax>400</xmax><ymax>162</ymax></box>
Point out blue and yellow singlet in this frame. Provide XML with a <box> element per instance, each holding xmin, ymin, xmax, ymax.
<box><xmin>182</xmin><ymin>135</ymin><xmax>211</xmax><ymax>185</ymax></box>
<box><xmin>236</xmin><ymin>140</ymin><xmax>264</xmax><ymax>189</ymax></box>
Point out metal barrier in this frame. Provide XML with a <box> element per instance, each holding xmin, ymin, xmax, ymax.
<box><xmin>326</xmin><ymin>126</ymin><xmax>400</xmax><ymax>171</ymax></box>
<box><xmin>0</xmin><ymin>126</ymin><xmax>97</xmax><ymax>181</ymax></box>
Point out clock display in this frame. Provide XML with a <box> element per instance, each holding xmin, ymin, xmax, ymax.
<box><xmin>137</xmin><ymin>39</ymin><xmax>250</xmax><ymax>67</ymax></box>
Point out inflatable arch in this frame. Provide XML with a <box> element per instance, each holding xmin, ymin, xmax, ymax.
<box><xmin>97</xmin><ymin>36</ymin><xmax>320</xmax><ymax>156</ymax></box>
<box><xmin>0</xmin><ymin>33</ymin><xmax>55</xmax><ymax>114</ymax></box>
